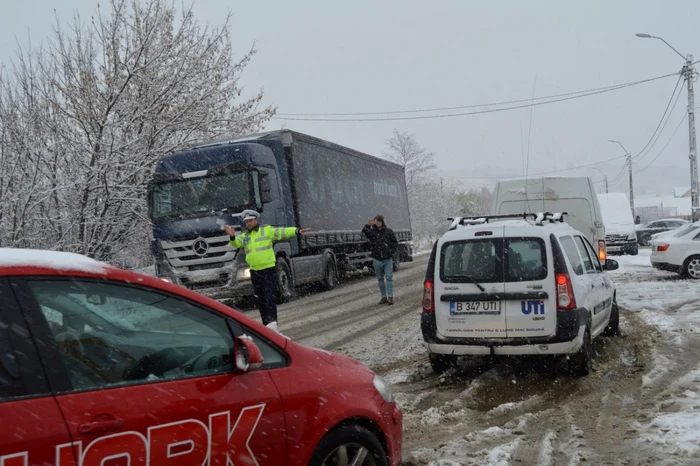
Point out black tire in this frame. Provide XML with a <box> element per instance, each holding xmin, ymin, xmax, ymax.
<box><xmin>322</xmin><ymin>255</ymin><xmax>338</xmax><ymax>291</ymax></box>
<box><xmin>603</xmin><ymin>295</ymin><xmax>620</xmax><ymax>337</ymax></box>
<box><xmin>640</xmin><ymin>234</ymin><xmax>651</xmax><ymax>247</ymax></box>
<box><xmin>429</xmin><ymin>353</ymin><xmax>458</xmax><ymax>374</ymax></box>
<box><xmin>629</xmin><ymin>244</ymin><xmax>639</xmax><ymax>256</ymax></box>
<box><xmin>276</xmin><ymin>259</ymin><xmax>293</xmax><ymax>303</ymax></box>
<box><xmin>308</xmin><ymin>425</ymin><xmax>388</xmax><ymax>466</ymax></box>
<box><xmin>568</xmin><ymin>327</ymin><xmax>592</xmax><ymax>376</ymax></box>
<box><xmin>683</xmin><ymin>255</ymin><xmax>700</xmax><ymax>280</ymax></box>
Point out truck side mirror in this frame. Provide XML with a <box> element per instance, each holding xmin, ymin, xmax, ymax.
<box><xmin>259</xmin><ymin>173</ymin><xmax>272</xmax><ymax>204</ymax></box>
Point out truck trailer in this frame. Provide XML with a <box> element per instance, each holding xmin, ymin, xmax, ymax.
<box><xmin>148</xmin><ymin>130</ymin><xmax>413</xmax><ymax>302</ymax></box>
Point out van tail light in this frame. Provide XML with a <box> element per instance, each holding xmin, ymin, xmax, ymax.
<box><xmin>598</xmin><ymin>240</ymin><xmax>607</xmax><ymax>261</ymax></box>
<box><xmin>555</xmin><ymin>273</ymin><xmax>577</xmax><ymax>310</ymax></box>
<box><xmin>422</xmin><ymin>279</ymin><xmax>435</xmax><ymax>313</ymax></box>
<box><xmin>657</xmin><ymin>243</ymin><xmax>670</xmax><ymax>252</ymax></box>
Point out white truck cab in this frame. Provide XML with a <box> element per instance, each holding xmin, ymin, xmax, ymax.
<box><xmin>421</xmin><ymin>213</ymin><xmax>620</xmax><ymax>376</ymax></box>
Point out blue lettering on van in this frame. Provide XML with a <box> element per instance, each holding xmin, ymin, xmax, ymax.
<box><xmin>521</xmin><ymin>300</ymin><xmax>545</xmax><ymax>315</ymax></box>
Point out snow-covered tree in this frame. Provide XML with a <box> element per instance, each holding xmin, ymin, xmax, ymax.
<box><xmin>0</xmin><ymin>0</ymin><xmax>274</xmax><ymax>266</ymax></box>
<box><xmin>384</xmin><ymin>129</ymin><xmax>436</xmax><ymax>199</ymax></box>
<box><xmin>457</xmin><ymin>186</ymin><xmax>493</xmax><ymax>216</ymax></box>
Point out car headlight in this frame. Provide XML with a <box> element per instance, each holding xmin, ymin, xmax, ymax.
<box><xmin>236</xmin><ymin>268</ymin><xmax>251</xmax><ymax>281</ymax></box>
<box><xmin>372</xmin><ymin>376</ymin><xmax>394</xmax><ymax>403</ymax></box>
<box><xmin>628</xmin><ymin>233</ymin><xmax>636</xmax><ymax>241</ymax></box>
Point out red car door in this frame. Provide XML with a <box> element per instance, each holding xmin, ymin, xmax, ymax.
<box><xmin>0</xmin><ymin>280</ymin><xmax>73</xmax><ymax>466</ymax></box>
<box><xmin>15</xmin><ymin>278</ymin><xmax>287</xmax><ymax>466</ymax></box>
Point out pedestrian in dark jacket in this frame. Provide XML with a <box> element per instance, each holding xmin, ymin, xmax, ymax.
<box><xmin>362</xmin><ymin>215</ymin><xmax>399</xmax><ymax>305</ymax></box>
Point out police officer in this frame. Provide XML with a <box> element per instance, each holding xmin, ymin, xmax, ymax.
<box><xmin>223</xmin><ymin>210</ymin><xmax>309</xmax><ymax>332</ymax></box>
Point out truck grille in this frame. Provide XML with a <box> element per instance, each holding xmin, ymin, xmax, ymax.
<box><xmin>606</xmin><ymin>234</ymin><xmax>630</xmax><ymax>243</ymax></box>
<box><xmin>159</xmin><ymin>234</ymin><xmax>237</xmax><ymax>268</ymax></box>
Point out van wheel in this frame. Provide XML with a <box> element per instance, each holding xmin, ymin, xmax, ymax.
<box><xmin>629</xmin><ymin>244</ymin><xmax>639</xmax><ymax>256</ymax></box>
<box><xmin>429</xmin><ymin>353</ymin><xmax>458</xmax><ymax>374</ymax></box>
<box><xmin>568</xmin><ymin>327</ymin><xmax>592</xmax><ymax>376</ymax></box>
<box><xmin>640</xmin><ymin>234</ymin><xmax>651</xmax><ymax>246</ymax></box>
<box><xmin>276</xmin><ymin>259</ymin><xmax>293</xmax><ymax>303</ymax></box>
<box><xmin>322</xmin><ymin>255</ymin><xmax>338</xmax><ymax>291</ymax></box>
<box><xmin>603</xmin><ymin>296</ymin><xmax>620</xmax><ymax>337</ymax></box>
<box><xmin>308</xmin><ymin>425</ymin><xmax>387</xmax><ymax>466</ymax></box>
<box><xmin>683</xmin><ymin>255</ymin><xmax>700</xmax><ymax>279</ymax></box>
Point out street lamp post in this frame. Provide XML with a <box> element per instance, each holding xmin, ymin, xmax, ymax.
<box><xmin>608</xmin><ymin>140</ymin><xmax>634</xmax><ymax>214</ymax></box>
<box><xmin>636</xmin><ymin>33</ymin><xmax>697</xmax><ymax>222</ymax></box>
<box><xmin>593</xmin><ymin>168</ymin><xmax>608</xmax><ymax>193</ymax></box>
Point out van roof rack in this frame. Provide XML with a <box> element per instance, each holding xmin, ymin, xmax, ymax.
<box><xmin>447</xmin><ymin>212</ymin><xmax>568</xmax><ymax>230</ymax></box>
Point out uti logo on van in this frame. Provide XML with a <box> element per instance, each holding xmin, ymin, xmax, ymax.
<box><xmin>521</xmin><ymin>300</ymin><xmax>545</xmax><ymax>315</ymax></box>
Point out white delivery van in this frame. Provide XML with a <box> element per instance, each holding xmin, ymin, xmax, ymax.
<box><xmin>491</xmin><ymin>177</ymin><xmax>607</xmax><ymax>261</ymax></box>
<box><xmin>596</xmin><ymin>192</ymin><xmax>638</xmax><ymax>255</ymax></box>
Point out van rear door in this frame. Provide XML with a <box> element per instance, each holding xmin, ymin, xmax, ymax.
<box><xmin>435</xmin><ymin>226</ymin><xmax>506</xmax><ymax>339</ymax></box>
<box><xmin>502</xmin><ymin>227</ymin><xmax>556</xmax><ymax>338</ymax></box>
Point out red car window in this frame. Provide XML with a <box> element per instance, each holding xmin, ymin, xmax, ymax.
<box><xmin>25</xmin><ymin>279</ymin><xmax>235</xmax><ymax>390</ymax></box>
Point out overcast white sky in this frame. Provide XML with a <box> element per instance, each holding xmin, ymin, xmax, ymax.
<box><xmin>2</xmin><ymin>0</ymin><xmax>699</xmax><ymax>196</ymax></box>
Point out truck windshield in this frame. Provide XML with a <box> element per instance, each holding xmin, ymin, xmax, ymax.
<box><xmin>151</xmin><ymin>171</ymin><xmax>251</xmax><ymax>220</ymax></box>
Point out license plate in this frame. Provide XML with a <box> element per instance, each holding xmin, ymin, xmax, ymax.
<box><xmin>450</xmin><ymin>301</ymin><xmax>500</xmax><ymax>315</ymax></box>
<box><xmin>607</xmin><ymin>246</ymin><xmax>621</xmax><ymax>252</ymax></box>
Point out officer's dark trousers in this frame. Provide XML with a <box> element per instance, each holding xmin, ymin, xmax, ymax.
<box><xmin>250</xmin><ymin>267</ymin><xmax>278</xmax><ymax>325</ymax></box>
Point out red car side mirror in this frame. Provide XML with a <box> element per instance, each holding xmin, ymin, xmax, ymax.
<box><xmin>234</xmin><ymin>336</ymin><xmax>264</xmax><ymax>372</ymax></box>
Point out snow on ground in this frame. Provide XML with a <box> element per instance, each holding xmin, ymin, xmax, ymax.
<box><xmin>400</xmin><ymin>248</ymin><xmax>700</xmax><ymax>463</ymax></box>
<box><xmin>638</xmin><ymin>367</ymin><xmax>700</xmax><ymax>460</ymax></box>
<box><xmin>611</xmin><ymin>248</ymin><xmax>700</xmax><ymax>460</ymax></box>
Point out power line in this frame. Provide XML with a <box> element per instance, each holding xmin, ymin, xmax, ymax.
<box><xmin>277</xmin><ymin>72</ymin><xmax>678</xmax><ymax>117</ymax></box>
<box><xmin>439</xmin><ymin>155</ymin><xmax>628</xmax><ymax>181</ymax></box>
<box><xmin>274</xmin><ymin>72</ymin><xmax>678</xmax><ymax>122</ymax></box>
<box><xmin>609</xmin><ymin>161</ymin><xmax>629</xmax><ymax>186</ymax></box>
<box><xmin>634</xmin><ymin>80</ymin><xmax>684</xmax><ymax>164</ymax></box>
<box><xmin>637</xmin><ymin>114</ymin><xmax>688</xmax><ymax>173</ymax></box>
<box><xmin>632</xmin><ymin>74</ymin><xmax>684</xmax><ymax>162</ymax></box>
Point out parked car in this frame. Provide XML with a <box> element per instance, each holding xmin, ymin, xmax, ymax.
<box><xmin>0</xmin><ymin>248</ymin><xmax>402</xmax><ymax>466</ymax></box>
<box><xmin>492</xmin><ymin>176</ymin><xmax>608</xmax><ymax>262</ymax></box>
<box><xmin>636</xmin><ymin>218</ymin><xmax>689</xmax><ymax>246</ymax></box>
<box><xmin>651</xmin><ymin>222</ymin><xmax>700</xmax><ymax>279</ymax></box>
<box><xmin>421</xmin><ymin>213</ymin><xmax>620</xmax><ymax>377</ymax></box>
<box><xmin>597</xmin><ymin>193</ymin><xmax>638</xmax><ymax>256</ymax></box>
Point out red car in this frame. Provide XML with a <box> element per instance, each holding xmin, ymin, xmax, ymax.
<box><xmin>0</xmin><ymin>249</ymin><xmax>402</xmax><ymax>466</ymax></box>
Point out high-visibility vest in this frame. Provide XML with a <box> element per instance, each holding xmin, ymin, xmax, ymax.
<box><xmin>229</xmin><ymin>225</ymin><xmax>298</xmax><ymax>271</ymax></box>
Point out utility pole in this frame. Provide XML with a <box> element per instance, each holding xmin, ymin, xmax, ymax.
<box><xmin>608</xmin><ymin>140</ymin><xmax>634</xmax><ymax>214</ymax></box>
<box><xmin>627</xmin><ymin>154</ymin><xmax>634</xmax><ymax>213</ymax></box>
<box><xmin>636</xmin><ymin>34</ymin><xmax>698</xmax><ymax>222</ymax></box>
<box><xmin>686</xmin><ymin>54</ymin><xmax>698</xmax><ymax>222</ymax></box>
<box><xmin>593</xmin><ymin>168</ymin><xmax>608</xmax><ymax>193</ymax></box>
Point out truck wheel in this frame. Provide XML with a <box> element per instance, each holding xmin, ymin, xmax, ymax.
<box><xmin>308</xmin><ymin>425</ymin><xmax>387</xmax><ymax>466</ymax></box>
<box><xmin>392</xmin><ymin>253</ymin><xmax>400</xmax><ymax>272</ymax></box>
<box><xmin>630</xmin><ymin>243</ymin><xmax>639</xmax><ymax>256</ymax></box>
<box><xmin>429</xmin><ymin>353</ymin><xmax>458</xmax><ymax>374</ymax></box>
<box><xmin>603</xmin><ymin>295</ymin><xmax>620</xmax><ymax>337</ymax></box>
<box><xmin>276</xmin><ymin>259</ymin><xmax>293</xmax><ymax>303</ymax></box>
<box><xmin>322</xmin><ymin>255</ymin><xmax>338</xmax><ymax>291</ymax></box>
<box><xmin>568</xmin><ymin>327</ymin><xmax>592</xmax><ymax>376</ymax></box>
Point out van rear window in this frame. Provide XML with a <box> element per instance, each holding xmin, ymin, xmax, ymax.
<box><xmin>440</xmin><ymin>238</ymin><xmax>547</xmax><ymax>283</ymax></box>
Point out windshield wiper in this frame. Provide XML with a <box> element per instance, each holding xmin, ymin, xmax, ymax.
<box><xmin>449</xmin><ymin>275</ymin><xmax>486</xmax><ymax>292</ymax></box>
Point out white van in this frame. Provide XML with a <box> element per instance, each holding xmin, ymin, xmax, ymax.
<box><xmin>491</xmin><ymin>177</ymin><xmax>607</xmax><ymax>262</ymax></box>
<box><xmin>597</xmin><ymin>193</ymin><xmax>638</xmax><ymax>255</ymax></box>
<box><xmin>421</xmin><ymin>213</ymin><xmax>620</xmax><ymax>376</ymax></box>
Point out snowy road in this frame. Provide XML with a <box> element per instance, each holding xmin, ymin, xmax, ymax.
<box><xmin>239</xmin><ymin>250</ymin><xmax>700</xmax><ymax>465</ymax></box>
